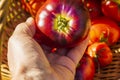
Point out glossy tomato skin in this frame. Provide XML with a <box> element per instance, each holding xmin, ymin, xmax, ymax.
<box><xmin>75</xmin><ymin>54</ymin><xmax>95</xmax><ymax>80</ymax></box>
<box><xmin>21</xmin><ymin>0</ymin><xmax>46</xmax><ymax>17</ymax></box>
<box><xmin>89</xmin><ymin>17</ymin><xmax>120</xmax><ymax>46</ymax></box>
<box><xmin>83</xmin><ymin>0</ymin><xmax>102</xmax><ymax>20</ymax></box>
<box><xmin>35</xmin><ymin>0</ymin><xmax>90</xmax><ymax>48</ymax></box>
<box><xmin>87</xmin><ymin>42</ymin><xmax>113</xmax><ymax>67</ymax></box>
<box><xmin>102</xmin><ymin>0</ymin><xmax>120</xmax><ymax>22</ymax></box>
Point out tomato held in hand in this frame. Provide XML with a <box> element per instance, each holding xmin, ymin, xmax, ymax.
<box><xmin>21</xmin><ymin>0</ymin><xmax>46</xmax><ymax>17</ymax></box>
<box><xmin>35</xmin><ymin>0</ymin><xmax>90</xmax><ymax>48</ymax></box>
<box><xmin>75</xmin><ymin>54</ymin><xmax>95</xmax><ymax>80</ymax></box>
<box><xmin>87</xmin><ymin>42</ymin><xmax>113</xmax><ymax>67</ymax></box>
<box><xmin>102</xmin><ymin>0</ymin><xmax>120</xmax><ymax>22</ymax></box>
<box><xmin>89</xmin><ymin>17</ymin><xmax>120</xmax><ymax>46</ymax></box>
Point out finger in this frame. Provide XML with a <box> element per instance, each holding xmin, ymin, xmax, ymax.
<box><xmin>12</xmin><ymin>17</ymin><xmax>36</xmax><ymax>37</ymax></box>
<box><xmin>56</xmin><ymin>48</ymin><xmax>69</xmax><ymax>56</ymax></box>
<box><xmin>7</xmin><ymin>17</ymin><xmax>51</xmax><ymax>75</ymax></box>
<box><xmin>67</xmin><ymin>36</ymin><xmax>89</xmax><ymax>66</ymax></box>
<box><xmin>25</xmin><ymin>17</ymin><xmax>36</xmax><ymax>36</ymax></box>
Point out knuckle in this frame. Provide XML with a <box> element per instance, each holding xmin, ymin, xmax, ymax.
<box><xmin>8</xmin><ymin>35</ymin><xmax>16</xmax><ymax>46</ymax></box>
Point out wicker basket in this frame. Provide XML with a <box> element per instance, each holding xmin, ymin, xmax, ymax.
<box><xmin>0</xmin><ymin>0</ymin><xmax>120</xmax><ymax>80</ymax></box>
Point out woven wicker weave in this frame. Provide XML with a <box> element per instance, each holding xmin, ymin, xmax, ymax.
<box><xmin>0</xmin><ymin>0</ymin><xmax>120</xmax><ymax>80</ymax></box>
<box><xmin>0</xmin><ymin>0</ymin><xmax>30</xmax><ymax>80</ymax></box>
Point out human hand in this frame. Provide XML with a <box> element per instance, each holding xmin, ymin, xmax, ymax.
<box><xmin>7</xmin><ymin>17</ymin><xmax>89</xmax><ymax>80</ymax></box>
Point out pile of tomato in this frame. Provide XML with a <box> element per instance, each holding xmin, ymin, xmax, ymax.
<box><xmin>21</xmin><ymin>0</ymin><xmax>120</xmax><ymax>80</ymax></box>
<box><xmin>76</xmin><ymin>0</ymin><xmax>120</xmax><ymax>80</ymax></box>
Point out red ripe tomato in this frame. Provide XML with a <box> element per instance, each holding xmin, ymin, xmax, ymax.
<box><xmin>35</xmin><ymin>0</ymin><xmax>90</xmax><ymax>48</ymax></box>
<box><xmin>21</xmin><ymin>0</ymin><xmax>46</xmax><ymax>17</ymax></box>
<box><xmin>83</xmin><ymin>0</ymin><xmax>102</xmax><ymax>20</ymax></box>
<box><xmin>75</xmin><ymin>54</ymin><xmax>95</xmax><ymax>80</ymax></box>
<box><xmin>87</xmin><ymin>42</ymin><xmax>113</xmax><ymax>67</ymax></box>
<box><xmin>102</xmin><ymin>0</ymin><xmax>120</xmax><ymax>22</ymax></box>
<box><xmin>89</xmin><ymin>17</ymin><xmax>120</xmax><ymax>46</ymax></box>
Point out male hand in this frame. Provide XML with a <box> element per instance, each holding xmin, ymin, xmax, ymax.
<box><xmin>7</xmin><ymin>17</ymin><xmax>89</xmax><ymax>80</ymax></box>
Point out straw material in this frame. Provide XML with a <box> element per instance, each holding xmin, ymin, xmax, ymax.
<box><xmin>0</xmin><ymin>0</ymin><xmax>120</xmax><ymax>80</ymax></box>
<box><xmin>0</xmin><ymin>0</ymin><xmax>30</xmax><ymax>80</ymax></box>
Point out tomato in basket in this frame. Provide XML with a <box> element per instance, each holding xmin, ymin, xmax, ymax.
<box><xmin>102</xmin><ymin>0</ymin><xmax>120</xmax><ymax>22</ymax></box>
<box><xmin>87</xmin><ymin>42</ymin><xmax>113</xmax><ymax>67</ymax></box>
<box><xmin>35</xmin><ymin>0</ymin><xmax>90</xmax><ymax>48</ymax></box>
<box><xmin>82</xmin><ymin>0</ymin><xmax>102</xmax><ymax>20</ymax></box>
<box><xmin>21</xmin><ymin>0</ymin><xmax>46</xmax><ymax>17</ymax></box>
<box><xmin>89</xmin><ymin>17</ymin><xmax>120</xmax><ymax>46</ymax></box>
<box><xmin>75</xmin><ymin>54</ymin><xmax>95</xmax><ymax>80</ymax></box>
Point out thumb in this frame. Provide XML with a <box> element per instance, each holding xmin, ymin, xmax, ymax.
<box><xmin>12</xmin><ymin>17</ymin><xmax>36</xmax><ymax>37</ymax></box>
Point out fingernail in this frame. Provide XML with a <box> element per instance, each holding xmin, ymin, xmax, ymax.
<box><xmin>26</xmin><ymin>17</ymin><xmax>36</xmax><ymax>36</ymax></box>
<box><xmin>26</xmin><ymin>17</ymin><xmax>34</xmax><ymax>23</ymax></box>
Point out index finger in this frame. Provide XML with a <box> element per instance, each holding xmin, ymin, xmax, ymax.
<box><xmin>67</xmin><ymin>36</ymin><xmax>89</xmax><ymax>66</ymax></box>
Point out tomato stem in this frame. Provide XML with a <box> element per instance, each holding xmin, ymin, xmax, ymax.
<box><xmin>55</xmin><ymin>15</ymin><xmax>69</xmax><ymax>34</ymax></box>
<box><xmin>100</xmin><ymin>32</ymin><xmax>109</xmax><ymax>43</ymax></box>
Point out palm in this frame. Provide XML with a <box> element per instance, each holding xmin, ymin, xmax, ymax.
<box><xmin>43</xmin><ymin>47</ymin><xmax>75</xmax><ymax>80</ymax></box>
<box><xmin>37</xmin><ymin>39</ymin><xmax>88</xmax><ymax>80</ymax></box>
<box><xmin>7</xmin><ymin>17</ymin><xmax>89</xmax><ymax>80</ymax></box>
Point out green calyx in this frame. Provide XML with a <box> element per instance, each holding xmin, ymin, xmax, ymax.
<box><xmin>54</xmin><ymin>15</ymin><xmax>69</xmax><ymax>34</ymax></box>
<box><xmin>99</xmin><ymin>33</ymin><xmax>108</xmax><ymax>43</ymax></box>
<box><xmin>112</xmin><ymin>0</ymin><xmax>120</xmax><ymax>5</ymax></box>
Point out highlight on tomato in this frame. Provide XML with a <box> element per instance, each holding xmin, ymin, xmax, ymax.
<box><xmin>102</xmin><ymin>0</ymin><xmax>120</xmax><ymax>22</ymax></box>
<box><xmin>83</xmin><ymin>0</ymin><xmax>102</xmax><ymax>20</ymax></box>
<box><xmin>35</xmin><ymin>0</ymin><xmax>90</xmax><ymax>48</ymax></box>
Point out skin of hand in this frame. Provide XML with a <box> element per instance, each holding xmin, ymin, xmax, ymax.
<box><xmin>7</xmin><ymin>17</ymin><xmax>89</xmax><ymax>80</ymax></box>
